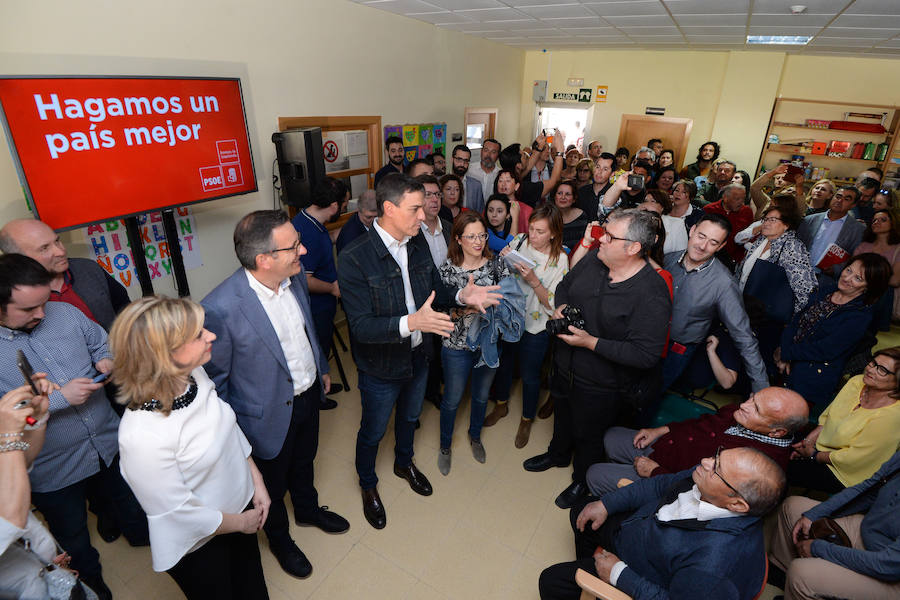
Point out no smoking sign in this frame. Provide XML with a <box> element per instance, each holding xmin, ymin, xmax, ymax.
<box><xmin>323</xmin><ymin>140</ymin><xmax>339</xmax><ymax>163</ymax></box>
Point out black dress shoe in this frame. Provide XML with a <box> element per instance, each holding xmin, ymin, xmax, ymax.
<box><xmin>270</xmin><ymin>540</ymin><xmax>312</xmax><ymax>578</ymax></box>
<box><xmin>319</xmin><ymin>397</ymin><xmax>338</xmax><ymax>410</ymax></box>
<box><xmin>361</xmin><ymin>488</ymin><xmax>386</xmax><ymax>529</ymax></box>
<box><xmin>555</xmin><ymin>481</ymin><xmax>588</xmax><ymax>509</ymax></box>
<box><xmin>393</xmin><ymin>462</ymin><xmax>433</xmax><ymax>496</ymax></box>
<box><xmin>81</xmin><ymin>574</ymin><xmax>112</xmax><ymax>600</ymax></box>
<box><xmin>327</xmin><ymin>383</ymin><xmax>344</xmax><ymax>395</ymax></box>
<box><xmin>296</xmin><ymin>506</ymin><xmax>350</xmax><ymax>534</ymax></box>
<box><xmin>96</xmin><ymin>513</ymin><xmax>120</xmax><ymax>543</ymax></box>
<box><xmin>523</xmin><ymin>452</ymin><xmax>569</xmax><ymax>472</ymax></box>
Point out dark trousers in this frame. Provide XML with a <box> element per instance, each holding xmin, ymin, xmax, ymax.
<box><xmin>660</xmin><ymin>341</ymin><xmax>701</xmax><ymax>391</ymax></box>
<box><xmin>356</xmin><ymin>350</ymin><xmax>428</xmax><ymax>489</ymax></box>
<box><xmin>786</xmin><ymin>458</ymin><xmax>845</xmax><ymax>494</ymax></box>
<box><xmin>538</xmin><ymin>499</ymin><xmax>627</xmax><ymax>600</ymax></box>
<box><xmin>494</xmin><ymin>331</ymin><xmax>551</xmax><ymax>419</ymax></box>
<box><xmin>311</xmin><ymin>307</ymin><xmax>335</xmax><ymax>364</ymax></box>
<box><xmin>253</xmin><ymin>382</ymin><xmax>320</xmax><ymax>549</ymax></box>
<box><xmin>31</xmin><ymin>454</ymin><xmax>148</xmax><ymax>580</ymax></box>
<box><xmin>424</xmin><ymin>333</ymin><xmax>444</xmax><ymax>402</ymax></box>
<box><xmin>168</xmin><ymin>530</ymin><xmax>268</xmax><ymax>600</ymax></box>
<box><xmin>547</xmin><ymin>372</ymin><xmax>620</xmax><ymax>484</ymax></box>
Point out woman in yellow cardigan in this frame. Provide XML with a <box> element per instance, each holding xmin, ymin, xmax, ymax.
<box><xmin>789</xmin><ymin>346</ymin><xmax>900</xmax><ymax>492</ymax></box>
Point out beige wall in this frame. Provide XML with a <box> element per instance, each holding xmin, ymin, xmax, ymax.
<box><xmin>0</xmin><ymin>0</ymin><xmax>525</xmax><ymax>299</ymax></box>
<box><xmin>519</xmin><ymin>49</ymin><xmax>900</xmax><ymax>180</ymax></box>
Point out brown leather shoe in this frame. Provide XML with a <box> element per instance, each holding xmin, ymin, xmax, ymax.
<box><xmin>537</xmin><ymin>397</ymin><xmax>554</xmax><ymax>419</ymax></box>
<box><xmin>361</xmin><ymin>488</ymin><xmax>386</xmax><ymax>529</ymax></box>
<box><xmin>514</xmin><ymin>418</ymin><xmax>532</xmax><ymax>449</ymax></box>
<box><xmin>483</xmin><ymin>401</ymin><xmax>509</xmax><ymax>427</ymax></box>
<box><xmin>393</xmin><ymin>462</ymin><xmax>433</xmax><ymax>496</ymax></box>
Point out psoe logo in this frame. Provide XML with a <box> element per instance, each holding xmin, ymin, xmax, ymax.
<box><xmin>200</xmin><ymin>166</ymin><xmax>225</xmax><ymax>192</ymax></box>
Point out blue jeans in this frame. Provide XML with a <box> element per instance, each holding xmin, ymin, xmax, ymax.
<box><xmin>440</xmin><ymin>347</ymin><xmax>496</xmax><ymax>449</ymax></box>
<box><xmin>355</xmin><ymin>349</ymin><xmax>428</xmax><ymax>490</ymax></box>
<box><xmin>493</xmin><ymin>331</ymin><xmax>550</xmax><ymax>419</ymax></box>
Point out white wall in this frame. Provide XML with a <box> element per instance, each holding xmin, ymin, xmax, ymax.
<box><xmin>0</xmin><ymin>0</ymin><xmax>525</xmax><ymax>299</ymax></box>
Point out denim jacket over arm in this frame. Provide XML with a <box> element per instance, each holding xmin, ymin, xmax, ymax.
<box><xmin>465</xmin><ymin>274</ymin><xmax>526</xmax><ymax>368</ymax></box>
<box><xmin>338</xmin><ymin>226</ymin><xmax>453</xmax><ymax>380</ymax></box>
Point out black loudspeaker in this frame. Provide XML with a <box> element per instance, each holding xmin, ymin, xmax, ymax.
<box><xmin>272</xmin><ymin>127</ymin><xmax>325</xmax><ymax>207</ymax></box>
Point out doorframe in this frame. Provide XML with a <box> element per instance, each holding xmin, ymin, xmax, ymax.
<box><xmin>464</xmin><ymin>107</ymin><xmax>498</xmax><ymax>149</ymax></box>
<box><xmin>616</xmin><ymin>114</ymin><xmax>693</xmax><ymax>172</ymax></box>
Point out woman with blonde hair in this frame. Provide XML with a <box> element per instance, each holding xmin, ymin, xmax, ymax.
<box><xmin>110</xmin><ymin>296</ymin><xmax>270</xmax><ymax>600</ymax></box>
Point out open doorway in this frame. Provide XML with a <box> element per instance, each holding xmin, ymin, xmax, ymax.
<box><xmin>537</xmin><ymin>106</ymin><xmax>588</xmax><ymax>153</ymax></box>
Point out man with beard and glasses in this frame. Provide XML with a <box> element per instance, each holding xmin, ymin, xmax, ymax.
<box><xmin>468</xmin><ymin>138</ymin><xmax>502</xmax><ymax>200</ymax></box>
<box><xmin>292</xmin><ymin>177</ymin><xmax>349</xmax><ymax>409</ymax></box>
<box><xmin>374</xmin><ymin>135</ymin><xmax>405</xmax><ymax>189</ymax></box>
<box><xmin>0</xmin><ymin>254</ymin><xmax>148</xmax><ymax>600</ymax></box>
<box><xmin>451</xmin><ymin>144</ymin><xmax>485</xmax><ymax>214</ymax></box>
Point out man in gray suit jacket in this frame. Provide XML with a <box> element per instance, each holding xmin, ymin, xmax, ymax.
<box><xmin>797</xmin><ymin>186</ymin><xmax>865</xmax><ymax>288</ymax></box>
<box><xmin>202</xmin><ymin>210</ymin><xmax>348</xmax><ymax>579</ymax></box>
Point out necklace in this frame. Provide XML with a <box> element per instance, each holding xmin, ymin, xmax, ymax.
<box><xmin>136</xmin><ymin>376</ymin><xmax>198</xmax><ymax>412</ymax></box>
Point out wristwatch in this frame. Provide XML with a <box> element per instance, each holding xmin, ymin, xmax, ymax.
<box><xmin>810</xmin><ymin>449</ymin><xmax>820</xmax><ymax>461</ymax></box>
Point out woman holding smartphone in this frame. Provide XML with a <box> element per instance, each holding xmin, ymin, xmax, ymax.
<box><xmin>110</xmin><ymin>297</ymin><xmax>270</xmax><ymax>600</ymax></box>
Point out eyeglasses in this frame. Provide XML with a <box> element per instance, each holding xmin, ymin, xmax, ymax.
<box><xmin>867</xmin><ymin>358</ymin><xmax>896</xmax><ymax>378</ymax></box>
<box><xmin>270</xmin><ymin>239</ymin><xmax>302</xmax><ymax>254</ymax></box>
<box><xmin>714</xmin><ymin>446</ymin><xmax>744</xmax><ymax>500</ymax></box>
<box><xmin>424</xmin><ymin>191</ymin><xmax>443</xmax><ymax>199</ymax></box>
<box><xmin>602</xmin><ymin>231</ymin><xmax>637</xmax><ymax>244</ymax></box>
<box><xmin>453</xmin><ymin>156</ymin><xmax>470</xmax><ymax>164</ymax></box>
<box><xmin>760</xmin><ymin>217</ymin><xmax>783</xmax><ymax>223</ymax></box>
<box><xmin>460</xmin><ymin>233</ymin><xmax>489</xmax><ymax>242</ymax></box>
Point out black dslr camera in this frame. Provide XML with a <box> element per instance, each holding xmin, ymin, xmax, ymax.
<box><xmin>546</xmin><ymin>306</ymin><xmax>587</xmax><ymax>335</ymax></box>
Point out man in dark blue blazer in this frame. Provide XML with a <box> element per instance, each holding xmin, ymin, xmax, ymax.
<box><xmin>336</xmin><ymin>189</ymin><xmax>377</xmax><ymax>256</ymax></box>
<box><xmin>539</xmin><ymin>447</ymin><xmax>786</xmax><ymax>600</ymax></box>
<box><xmin>338</xmin><ymin>173</ymin><xmax>501</xmax><ymax>529</ymax></box>
<box><xmin>202</xmin><ymin>210</ymin><xmax>348</xmax><ymax>579</ymax></box>
<box><xmin>797</xmin><ymin>187</ymin><xmax>865</xmax><ymax>286</ymax></box>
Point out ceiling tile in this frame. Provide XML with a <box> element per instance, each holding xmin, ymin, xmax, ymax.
<box><xmin>413</xmin><ymin>12</ymin><xmax>473</xmax><ymax>24</ymax></box>
<box><xmin>604</xmin><ymin>15</ymin><xmax>675</xmax><ymax>26</ymax></box>
<box><xmin>515</xmin><ymin>4</ymin><xmax>597</xmax><ymax>19</ymax></box>
<box><xmin>750</xmin><ymin>14</ymin><xmax>834</xmax><ymax>26</ymax></box>
<box><xmin>424</xmin><ymin>0</ymin><xmax>502</xmax><ymax>8</ymax></box>
<box><xmin>820</xmin><ymin>27</ymin><xmax>898</xmax><ymax>39</ymax></box>
<box><xmin>561</xmin><ymin>26</ymin><xmax>622</xmax><ymax>34</ymax></box>
<box><xmin>361</xmin><ymin>0</ymin><xmax>444</xmax><ymax>14</ymax></box>
<box><xmin>752</xmin><ymin>0</ymin><xmax>849</xmax><ymax>13</ymax></box>
<box><xmin>680</xmin><ymin>26</ymin><xmax>746</xmax><ymax>35</ymax></box>
<box><xmin>516</xmin><ymin>28</ymin><xmax>569</xmax><ymax>36</ymax></box>
<box><xmin>455</xmin><ymin>7</ymin><xmax>530</xmax><ymax>21</ymax></box>
<box><xmin>664</xmin><ymin>0</ymin><xmax>750</xmax><ymax>15</ymax></box>
<box><xmin>490</xmin><ymin>18</ymin><xmax>549</xmax><ymax>28</ymax></box>
<box><xmin>674</xmin><ymin>14</ymin><xmax>747</xmax><ymax>26</ymax></box>
<box><xmin>484</xmin><ymin>35</ymin><xmax>527</xmax><ymax>41</ymax></box>
<box><xmin>574</xmin><ymin>34</ymin><xmax>631</xmax><ymax>41</ymax></box>
<box><xmin>583</xmin><ymin>1</ymin><xmax>668</xmax><ymax>17</ymax></box>
<box><xmin>438</xmin><ymin>21</ymin><xmax>508</xmax><ymax>31</ymax></box>
<box><xmin>875</xmin><ymin>39</ymin><xmax>900</xmax><ymax>48</ymax></box>
<box><xmin>844</xmin><ymin>0</ymin><xmax>900</xmax><ymax>14</ymax></box>
<box><xmin>833</xmin><ymin>14</ymin><xmax>900</xmax><ymax>28</ymax></box>
<box><xmin>618</xmin><ymin>26</ymin><xmax>681</xmax><ymax>35</ymax></box>
<box><xmin>809</xmin><ymin>37</ymin><xmax>878</xmax><ymax>47</ymax></box>
<box><xmin>628</xmin><ymin>35</ymin><xmax>687</xmax><ymax>42</ymax></box>
<box><xmin>748</xmin><ymin>26</ymin><xmax>825</xmax><ymax>35</ymax></box>
<box><xmin>539</xmin><ymin>17</ymin><xmax>611</xmax><ymax>28</ymax></box>
<box><xmin>686</xmin><ymin>36</ymin><xmax>747</xmax><ymax>44</ymax></box>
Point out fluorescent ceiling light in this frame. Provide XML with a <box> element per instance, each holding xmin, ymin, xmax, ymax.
<box><xmin>747</xmin><ymin>35</ymin><xmax>811</xmax><ymax>45</ymax></box>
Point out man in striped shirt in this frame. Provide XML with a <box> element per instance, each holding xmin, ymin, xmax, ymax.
<box><xmin>0</xmin><ymin>254</ymin><xmax>146</xmax><ymax>600</ymax></box>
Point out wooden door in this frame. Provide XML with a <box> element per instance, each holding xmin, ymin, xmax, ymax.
<box><xmin>464</xmin><ymin>107</ymin><xmax>497</xmax><ymax>150</ymax></box>
<box><xmin>617</xmin><ymin>115</ymin><xmax>693</xmax><ymax>172</ymax></box>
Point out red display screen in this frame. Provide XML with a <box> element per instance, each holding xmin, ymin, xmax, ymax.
<box><xmin>0</xmin><ymin>76</ymin><xmax>257</xmax><ymax>231</ymax></box>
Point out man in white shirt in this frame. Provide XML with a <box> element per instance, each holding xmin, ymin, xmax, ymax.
<box><xmin>338</xmin><ymin>173</ymin><xmax>501</xmax><ymax>529</ymax></box>
<box><xmin>468</xmin><ymin>138</ymin><xmax>501</xmax><ymax>200</ymax></box>
<box><xmin>538</xmin><ymin>447</ymin><xmax>785</xmax><ymax>600</ymax></box>
<box><xmin>202</xmin><ymin>210</ymin><xmax>348</xmax><ymax>579</ymax></box>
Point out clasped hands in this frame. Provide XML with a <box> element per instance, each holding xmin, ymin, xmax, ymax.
<box><xmin>575</xmin><ymin>500</ymin><xmax>621</xmax><ymax>583</ymax></box>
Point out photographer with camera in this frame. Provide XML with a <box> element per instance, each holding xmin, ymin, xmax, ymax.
<box><xmin>523</xmin><ymin>209</ymin><xmax>672</xmax><ymax>510</ymax></box>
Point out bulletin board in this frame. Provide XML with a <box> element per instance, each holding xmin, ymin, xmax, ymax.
<box><xmin>384</xmin><ymin>122</ymin><xmax>446</xmax><ymax>166</ymax></box>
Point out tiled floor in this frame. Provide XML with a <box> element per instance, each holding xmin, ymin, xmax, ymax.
<box><xmin>80</xmin><ymin>326</ymin><xmax>788</xmax><ymax>599</ymax></box>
